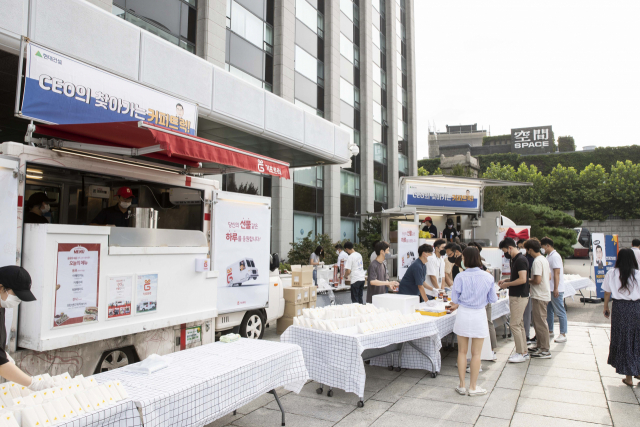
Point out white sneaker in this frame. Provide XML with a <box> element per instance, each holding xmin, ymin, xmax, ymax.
<box><xmin>508</xmin><ymin>353</ymin><xmax>527</xmax><ymax>363</ymax></box>
<box><xmin>455</xmin><ymin>386</ymin><xmax>466</xmax><ymax>395</ymax></box>
<box><xmin>554</xmin><ymin>334</ymin><xmax>567</xmax><ymax>343</ymax></box>
<box><xmin>490</xmin><ymin>352</ymin><xmax>498</xmax><ymax>362</ymax></box>
<box><xmin>549</xmin><ymin>332</ymin><xmax>555</xmax><ymax>338</ymax></box>
<box><xmin>466</xmin><ymin>365</ymin><xmax>483</xmax><ymax>373</ymax></box>
<box><xmin>468</xmin><ymin>387</ymin><xmax>487</xmax><ymax>396</ymax></box>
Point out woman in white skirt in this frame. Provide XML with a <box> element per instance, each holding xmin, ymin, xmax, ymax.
<box><xmin>451</xmin><ymin>247</ymin><xmax>498</xmax><ymax>396</ymax></box>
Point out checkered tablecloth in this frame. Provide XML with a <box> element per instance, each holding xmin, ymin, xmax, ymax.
<box><xmin>57</xmin><ymin>339</ymin><xmax>308</xmax><ymax>427</ymax></box>
<box><xmin>491</xmin><ymin>298</ymin><xmax>510</xmax><ymax>320</ymax></box>
<box><xmin>280</xmin><ymin>320</ymin><xmax>441</xmax><ymax>399</ymax></box>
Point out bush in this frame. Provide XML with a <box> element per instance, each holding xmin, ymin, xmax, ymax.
<box><xmin>286</xmin><ymin>233</ymin><xmax>371</xmax><ymax>270</ymax></box>
<box><xmin>557</xmin><ymin>136</ymin><xmax>576</xmax><ymax>152</ymax></box>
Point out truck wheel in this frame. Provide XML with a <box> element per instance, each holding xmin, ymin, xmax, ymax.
<box><xmin>240</xmin><ymin>311</ymin><xmax>265</xmax><ymax>339</ymax></box>
<box><xmin>94</xmin><ymin>346</ymin><xmax>139</xmax><ymax>374</ymax></box>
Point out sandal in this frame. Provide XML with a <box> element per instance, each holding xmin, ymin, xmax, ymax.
<box><xmin>623</xmin><ymin>378</ymin><xmax>633</xmax><ymax>386</ymax></box>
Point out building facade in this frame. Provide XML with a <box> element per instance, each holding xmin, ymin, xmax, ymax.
<box><xmin>0</xmin><ymin>0</ymin><xmax>417</xmax><ymax>260</ymax></box>
<box><xmin>428</xmin><ymin>124</ymin><xmax>486</xmax><ymax>158</ymax></box>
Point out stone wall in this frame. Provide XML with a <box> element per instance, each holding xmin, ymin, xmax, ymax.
<box><xmin>580</xmin><ymin>219</ymin><xmax>640</xmax><ymax>248</ymax></box>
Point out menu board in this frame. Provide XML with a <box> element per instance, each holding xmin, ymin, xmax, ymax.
<box><xmin>107</xmin><ymin>275</ymin><xmax>133</xmax><ymax>320</ymax></box>
<box><xmin>136</xmin><ymin>273</ymin><xmax>158</xmax><ymax>315</ymax></box>
<box><xmin>54</xmin><ymin>244</ymin><xmax>100</xmax><ymax>327</ymax></box>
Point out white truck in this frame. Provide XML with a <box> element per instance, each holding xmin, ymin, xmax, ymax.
<box><xmin>0</xmin><ymin>141</ymin><xmax>285</xmax><ymax>376</ymax></box>
<box><xmin>226</xmin><ymin>258</ymin><xmax>259</xmax><ymax>287</ymax></box>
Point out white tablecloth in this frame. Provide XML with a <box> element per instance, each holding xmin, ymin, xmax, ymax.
<box><xmin>491</xmin><ymin>298</ymin><xmax>510</xmax><ymax>320</ymax></box>
<box><xmin>564</xmin><ymin>276</ymin><xmax>595</xmax><ymax>300</ymax></box>
<box><xmin>59</xmin><ymin>339</ymin><xmax>308</xmax><ymax>427</ymax></box>
<box><xmin>281</xmin><ymin>320</ymin><xmax>441</xmax><ymax>399</ymax></box>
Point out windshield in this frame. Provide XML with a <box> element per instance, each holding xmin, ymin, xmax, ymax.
<box><xmin>247</xmin><ymin>259</ymin><xmax>255</xmax><ymax>267</ymax></box>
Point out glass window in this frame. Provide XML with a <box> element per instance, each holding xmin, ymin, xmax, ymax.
<box><xmin>340</xmin><ymin>0</ymin><xmax>353</xmax><ymax>21</ymax></box>
<box><xmin>340</xmin><ymin>78</ymin><xmax>355</xmax><ymax>107</ymax></box>
<box><xmin>340</xmin><ymin>170</ymin><xmax>360</xmax><ymax>196</ymax></box>
<box><xmin>374</xmin><ymin>181</ymin><xmax>388</xmax><ymax>203</ymax></box>
<box><xmin>340</xmin><ymin>123</ymin><xmax>355</xmax><ymax>147</ymax></box>
<box><xmin>228</xmin><ymin>65</ymin><xmax>263</xmax><ymax>89</ymax></box>
<box><xmin>264</xmin><ymin>23</ymin><xmax>274</xmax><ymax>54</ymax></box>
<box><xmin>398</xmin><ymin>153</ymin><xmax>408</xmax><ymax>174</ymax></box>
<box><xmin>374</xmin><ymin>142</ymin><xmax>387</xmax><ymax>164</ymax></box>
<box><xmin>373</xmin><ymin>101</ymin><xmax>382</xmax><ymax>124</ymax></box>
<box><xmin>340</xmin><ymin>219</ymin><xmax>358</xmax><ymax>243</ymax></box>
<box><xmin>296</xmin><ymin>0</ymin><xmax>318</xmax><ymax>34</ymax></box>
<box><xmin>372</xmin><ymin>25</ymin><xmax>381</xmax><ymax>49</ymax></box>
<box><xmin>231</xmin><ymin>1</ymin><xmax>264</xmax><ymax>48</ymax></box>
<box><xmin>340</xmin><ymin>33</ymin><xmax>354</xmax><ymax>63</ymax></box>
<box><xmin>295</xmin><ymin>98</ymin><xmax>317</xmax><ymax>115</ymax></box>
<box><xmin>354</xmin><ymin>45</ymin><xmax>359</xmax><ymax>68</ymax></box>
<box><xmin>294</xmin><ymin>213</ymin><xmax>318</xmax><ymax>242</ymax></box>
<box><xmin>295</xmin><ymin>45</ymin><xmax>318</xmax><ymax>82</ymax></box>
<box><xmin>372</xmin><ymin>0</ymin><xmax>380</xmax><ymax>12</ymax></box>
<box><xmin>398</xmin><ymin>118</ymin><xmax>404</xmax><ymax>138</ymax></box>
<box><xmin>373</xmin><ymin>67</ymin><xmax>381</xmax><ymax>86</ymax></box>
<box><xmin>294</xmin><ymin>166</ymin><xmax>322</xmax><ymax>187</ymax></box>
<box><xmin>380</xmin><ymin>68</ymin><xmax>386</xmax><ymax>90</ymax></box>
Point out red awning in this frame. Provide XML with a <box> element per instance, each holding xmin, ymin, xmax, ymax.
<box><xmin>34</xmin><ymin>121</ymin><xmax>290</xmax><ymax>179</ymax></box>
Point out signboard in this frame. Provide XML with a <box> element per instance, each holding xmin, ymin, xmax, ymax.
<box><xmin>54</xmin><ymin>244</ymin><xmax>100</xmax><ymax>327</ymax></box>
<box><xmin>186</xmin><ymin>326</ymin><xmax>202</xmax><ymax>346</ymax></box>
<box><xmin>214</xmin><ymin>192</ymin><xmax>271</xmax><ymax>314</ymax></box>
<box><xmin>405</xmin><ymin>183</ymin><xmax>479</xmax><ymax>210</ymax></box>
<box><xmin>592</xmin><ymin>234</ymin><xmax>618</xmax><ymax>298</ymax></box>
<box><xmin>21</xmin><ymin>42</ymin><xmax>197</xmax><ymax>135</ymax></box>
<box><xmin>136</xmin><ymin>273</ymin><xmax>158</xmax><ymax>314</ymax></box>
<box><xmin>107</xmin><ymin>275</ymin><xmax>133</xmax><ymax>320</ymax></box>
<box><xmin>511</xmin><ymin>126</ymin><xmax>553</xmax><ymax>154</ymax></box>
<box><xmin>398</xmin><ymin>222</ymin><xmax>420</xmax><ymax>281</ymax></box>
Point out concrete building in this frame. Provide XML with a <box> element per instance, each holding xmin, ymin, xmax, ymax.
<box><xmin>438</xmin><ymin>152</ymin><xmax>480</xmax><ymax>178</ymax></box>
<box><xmin>428</xmin><ymin>124</ymin><xmax>486</xmax><ymax>158</ymax></box>
<box><xmin>0</xmin><ymin>0</ymin><xmax>417</xmax><ymax>260</ymax></box>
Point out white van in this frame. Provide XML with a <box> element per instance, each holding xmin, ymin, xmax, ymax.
<box><xmin>401</xmin><ymin>251</ymin><xmax>417</xmax><ymax>268</ymax></box>
<box><xmin>226</xmin><ymin>258</ymin><xmax>259</xmax><ymax>286</ymax></box>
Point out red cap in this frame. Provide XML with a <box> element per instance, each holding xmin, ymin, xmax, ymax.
<box><xmin>116</xmin><ymin>187</ymin><xmax>133</xmax><ymax>198</ymax></box>
<box><xmin>423</xmin><ymin>216</ymin><xmax>432</xmax><ymax>222</ymax></box>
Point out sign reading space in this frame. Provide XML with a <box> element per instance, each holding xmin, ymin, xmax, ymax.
<box><xmin>511</xmin><ymin>125</ymin><xmax>553</xmax><ymax>154</ymax></box>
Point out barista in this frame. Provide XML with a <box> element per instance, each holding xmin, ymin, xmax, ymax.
<box><xmin>23</xmin><ymin>192</ymin><xmax>54</xmax><ymax>224</ymax></box>
<box><xmin>91</xmin><ymin>187</ymin><xmax>133</xmax><ymax>227</ymax></box>
<box><xmin>0</xmin><ymin>266</ymin><xmax>54</xmax><ymax>391</ymax></box>
<box><xmin>421</xmin><ymin>217</ymin><xmax>437</xmax><ymax>236</ymax></box>
<box><xmin>442</xmin><ymin>218</ymin><xmax>459</xmax><ymax>242</ymax></box>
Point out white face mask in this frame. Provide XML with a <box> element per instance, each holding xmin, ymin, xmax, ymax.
<box><xmin>120</xmin><ymin>201</ymin><xmax>132</xmax><ymax>209</ymax></box>
<box><xmin>1</xmin><ymin>294</ymin><xmax>21</xmax><ymax>309</ymax></box>
<box><xmin>541</xmin><ymin>248</ymin><xmax>546</xmax><ymax>255</ymax></box>
<box><xmin>41</xmin><ymin>203</ymin><xmax>50</xmax><ymax>213</ymax></box>
<box><xmin>519</xmin><ymin>248</ymin><xmax>526</xmax><ymax>255</ymax></box>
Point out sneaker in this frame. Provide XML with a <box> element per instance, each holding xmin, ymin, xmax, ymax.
<box><xmin>549</xmin><ymin>332</ymin><xmax>555</xmax><ymax>338</ymax></box>
<box><xmin>508</xmin><ymin>353</ymin><xmax>527</xmax><ymax>363</ymax></box>
<box><xmin>528</xmin><ymin>347</ymin><xmax>539</xmax><ymax>353</ymax></box>
<box><xmin>523</xmin><ymin>353</ymin><xmax>530</xmax><ymax>360</ymax></box>
<box><xmin>531</xmin><ymin>351</ymin><xmax>552</xmax><ymax>359</ymax></box>
<box><xmin>490</xmin><ymin>352</ymin><xmax>498</xmax><ymax>362</ymax></box>
<box><xmin>554</xmin><ymin>334</ymin><xmax>567</xmax><ymax>343</ymax></box>
<box><xmin>526</xmin><ymin>338</ymin><xmax>536</xmax><ymax>345</ymax></box>
<box><xmin>455</xmin><ymin>386</ymin><xmax>467</xmax><ymax>395</ymax></box>
<box><xmin>466</xmin><ymin>366</ymin><xmax>483</xmax><ymax>373</ymax></box>
<box><xmin>468</xmin><ymin>387</ymin><xmax>488</xmax><ymax>396</ymax></box>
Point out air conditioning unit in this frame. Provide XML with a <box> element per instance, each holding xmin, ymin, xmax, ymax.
<box><xmin>169</xmin><ymin>188</ymin><xmax>201</xmax><ymax>205</ymax></box>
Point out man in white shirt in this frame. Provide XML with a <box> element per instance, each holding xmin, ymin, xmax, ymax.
<box><xmin>525</xmin><ymin>239</ymin><xmax>552</xmax><ymax>358</ymax></box>
<box><xmin>344</xmin><ymin>242</ymin><xmax>366</xmax><ymax>304</ymax></box>
<box><xmin>335</xmin><ymin>244</ymin><xmax>349</xmax><ymax>287</ymax></box>
<box><xmin>631</xmin><ymin>239</ymin><xmax>640</xmax><ymax>268</ymax></box>
<box><xmin>427</xmin><ymin>239</ymin><xmax>446</xmax><ymax>299</ymax></box>
<box><xmin>541</xmin><ymin>237</ymin><xmax>568</xmax><ymax>343</ymax></box>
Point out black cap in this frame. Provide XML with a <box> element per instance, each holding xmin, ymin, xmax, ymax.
<box><xmin>0</xmin><ymin>266</ymin><xmax>36</xmax><ymax>302</ymax></box>
<box><xmin>27</xmin><ymin>192</ymin><xmax>54</xmax><ymax>207</ymax></box>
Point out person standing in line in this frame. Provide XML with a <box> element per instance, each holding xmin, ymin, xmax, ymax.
<box><xmin>370</xmin><ymin>241</ymin><xmax>396</xmax><ymax>268</ymax></box>
<box><xmin>442</xmin><ymin>218</ymin><xmax>459</xmax><ymax>242</ymax></box>
<box><xmin>602</xmin><ymin>248</ymin><xmax>640</xmax><ymax>386</ymax></box>
<box><xmin>451</xmin><ymin>247</ymin><xmax>498</xmax><ymax>396</ymax></box>
<box><xmin>444</xmin><ymin>243</ymin><xmax>460</xmax><ymax>287</ymax></box>
<box><xmin>499</xmin><ymin>238</ymin><xmax>530</xmax><ymax>363</ymax></box>
<box><xmin>427</xmin><ymin>239</ymin><xmax>447</xmax><ymax>298</ymax></box>
<box><xmin>448</xmin><ymin>244</ymin><xmax>464</xmax><ymax>280</ymax></box>
<box><xmin>522</xmin><ymin>241</ymin><xmax>535</xmax><ymax>345</ymax></box>
<box><xmin>468</xmin><ymin>242</ymin><xmax>497</xmax><ymax>358</ymax></box>
<box><xmin>541</xmin><ymin>237</ymin><xmax>568</xmax><ymax>343</ymax></box>
<box><xmin>631</xmin><ymin>239</ymin><xmax>640</xmax><ymax>268</ymax></box>
<box><xmin>344</xmin><ymin>242</ymin><xmax>365</xmax><ymax>304</ymax></box>
<box><xmin>309</xmin><ymin>245</ymin><xmax>324</xmax><ymax>286</ymax></box>
<box><xmin>524</xmin><ymin>239</ymin><xmax>552</xmax><ymax>359</ymax></box>
<box><xmin>398</xmin><ymin>244</ymin><xmax>436</xmax><ymax>302</ymax></box>
<box><xmin>335</xmin><ymin>244</ymin><xmax>349</xmax><ymax>287</ymax></box>
<box><xmin>366</xmin><ymin>242</ymin><xmax>399</xmax><ymax>304</ymax></box>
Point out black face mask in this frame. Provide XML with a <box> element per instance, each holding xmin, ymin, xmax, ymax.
<box><xmin>448</xmin><ymin>256</ymin><xmax>458</xmax><ymax>263</ymax></box>
<box><xmin>504</xmin><ymin>252</ymin><xmax>512</xmax><ymax>260</ymax></box>
<box><xmin>439</xmin><ymin>249</ymin><xmax>447</xmax><ymax>256</ymax></box>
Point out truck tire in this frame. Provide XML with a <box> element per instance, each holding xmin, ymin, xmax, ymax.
<box><xmin>239</xmin><ymin>311</ymin><xmax>265</xmax><ymax>339</ymax></box>
<box><xmin>94</xmin><ymin>346</ymin><xmax>139</xmax><ymax>374</ymax></box>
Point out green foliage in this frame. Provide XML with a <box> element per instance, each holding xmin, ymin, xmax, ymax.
<box><xmin>482</xmin><ymin>134</ymin><xmax>511</xmax><ymax>146</ymax></box>
<box><xmin>434</xmin><ymin>167</ymin><xmax>443</xmax><ymax>175</ymax></box>
<box><xmin>607</xmin><ymin>161</ymin><xmax>640</xmax><ymax>219</ymax></box>
<box><xmin>450</xmin><ymin>164</ymin><xmax>473</xmax><ymax>177</ymax></box>
<box><xmin>357</xmin><ymin>216</ymin><xmax>382</xmax><ymax>257</ymax></box>
<box><xmin>279</xmin><ymin>262</ymin><xmax>291</xmax><ymax>274</ymax></box>
<box><xmin>499</xmin><ymin>203</ymin><xmax>581</xmax><ymax>259</ymax></box>
<box><xmin>417</xmin><ymin>158</ymin><xmax>441</xmax><ymax>174</ymax></box>
<box><xmin>418</xmin><ymin>166</ymin><xmax>429</xmax><ymax>176</ymax></box>
<box><xmin>286</xmin><ymin>232</ymin><xmax>371</xmax><ymax>270</ymax></box>
<box><xmin>557</xmin><ymin>136</ymin><xmax>576</xmax><ymax>152</ymax></box>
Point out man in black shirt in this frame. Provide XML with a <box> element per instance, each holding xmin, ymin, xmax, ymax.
<box><xmin>24</xmin><ymin>192</ymin><xmax>54</xmax><ymax>224</ymax></box>
<box><xmin>498</xmin><ymin>237</ymin><xmax>530</xmax><ymax>363</ymax></box>
<box><xmin>421</xmin><ymin>217</ymin><xmax>437</xmax><ymax>237</ymax></box>
<box><xmin>91</xmin><ymin>187</ymin><xmax>134</xmax><ymax>227</ymax></box>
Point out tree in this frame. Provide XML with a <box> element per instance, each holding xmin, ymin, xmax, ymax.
<box><xmin>557</xmin><ymin>136</ymin><xmax>576</xmax><ymax>152</ymax></box>
<box><xmin>418</xmin><ymin>166</ymin><xmax>429</xmax><ymax>176</ymax></box>
<box><xmin>287</xmin><ymin>232</ymin><xmax>338</xmax><ymax>266</ymax></box>
<box><xmin>543</xmin><ymin>165</ymin><xmax>580</xmax><ymax>211</ymax></box>
<box><xmin>607</xmin><ymin>161</ymin><xmax>640</xmax><ymax>219</ymax></box>
<box><xmin>357</xmin><ymin>216</ymin><xmax>382</xmax><ymax>257</ymax></box>
<box><xmin>577</xmin><ymin>164</ymin><xmax>610</xmax><ymax>220</ymax></box>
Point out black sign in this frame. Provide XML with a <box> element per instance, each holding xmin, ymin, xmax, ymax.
<box><xmin>511</xmin><ymin>126</ymin><xmax>553</xmax><ymax>154</ymax></box>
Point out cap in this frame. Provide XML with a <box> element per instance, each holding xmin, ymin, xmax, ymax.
<box><xmin>0</xmin><ymin>266</ymin><xmax>36</xmax><ymax>302</ymax></box>
<box><xmin>116</xmin><ymin>187</ymin><xmax>133</xmax><ymax>198</ymax></box>
<box><xmin>27</xmin><ymin>192</ymin><xmax>54</xmax><ymax>207</ymax></box>
<box><xmin>423</xmin><ymin>216</ymin><xmax>432</xmax><ymax>222</ymax></box>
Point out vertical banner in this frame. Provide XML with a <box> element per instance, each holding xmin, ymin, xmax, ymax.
<box><xmin>214</xmin><ymin>192</ymin><xmax>271</xmax><ymax>314</ymax></box>
<box><xmin>107</xmin><ymin>275</ymin><xmax>133</xmax><ymax>319</ymax></box>
<box><xmin>54</xmin><ymin>244</ymin><xmax>100</xmax><ymax>327</ymax></box>
<box><xmin>136</xmin><ymin>273</ymin><xmax>158</xmax><ymax>314</ymax></box>
<box><xmin>592</xmin><ymin>234</ymin><xmax>618</xmax><ymax>298</ymax></box>
<box><xmin>398</xmin><ymin>222</ymin><xmax>420</xmax><ymax>281</ymax></box>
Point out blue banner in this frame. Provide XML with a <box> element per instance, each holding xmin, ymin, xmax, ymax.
<box><xmin>593</xmin><ymin>233</ymin><xmax>618</xmax><ymax>298</ymax></box>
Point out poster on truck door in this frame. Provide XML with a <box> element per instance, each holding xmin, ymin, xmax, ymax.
<box><xmin>107</xmin><ymin>275</ymin><xmax>133</xmax><ymax>319</ymax></box>
<box><xmin>214</xmin><ymin>193</ymin><xmax>271</xmax><ymax>314</ymax></box>
<box><xmin>54</xmin><ymin>244</ymin><xmax>100</xmax><ymax>327</ymax></box>
<box><xmin>398</xmin><ymin>222</ymin><xmax>419</xmax><ymax>281</ymax></box>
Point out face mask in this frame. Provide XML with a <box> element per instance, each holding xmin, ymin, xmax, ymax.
<box><xmin>439</xmin><ymin>250</ymin><xmax>446</xmax><ymax>256</ymax></box>
<box><xmin>461</xmin><ymin>260</ymin><xmax>465</xmax><ymax>269</ymax></box>
<box><xmin>504</xmin><ymin>252</ymin><xmax>512</xmax><ymax>260</ymax></box>
<box><xmin>41</xmin><ymin>204</ymin><xmax>50</xmax><ymax>213</ymax></box>
<box><xmin>447</xmin><ymin>224</ymin><xmax>453</xmax><ymax>228</ymax></box>
<box><xmin>120</xmin><ymin>201</ymin><xmax>132</xmax><ymax>209</ymax></box>
<box><xmin>541</xmin><ymin>248</ymin><xmax>546</xmax><ymax>255</ymax></box>
<box><xmin>1</xmin><ymin>294</ymin><xmax>21</xmax><ymax>309</ymax></box>
<box><xmin>448</xmin><ymin>256</ymin><xmax>457</xmax><ymax>263</ymax></box>
<box><xmin>520</xmin><ymin>249</ymin><xmax>526</xmax><ymax>255</ymax></box>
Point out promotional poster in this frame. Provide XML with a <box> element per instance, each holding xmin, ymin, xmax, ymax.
<box><xmin>405</xmin><ymin>184</ymin><xmax>480</xmax><ymax>210</ymax></box>
<box><xmin>214</xmin><ymin>192</ymin><xmax>271</xmax><ymax>314</ymax></box>
<box><xmin>21</xmin><ymin>42</ymin><xmax>197</xmax><ymax>134</ymax></box>
<box><xmin>107</xmin><ymin>275</ymin><xmax>133</xmax><ymax>319</ymax></box>
<box><xmin>398</xmin><ymin>222</ymin><xmax>419</xmax><ymax>281</ymax></box>
<box><xmin>136</xmin><ymin>273</ymin><xmax>158</xmax><ymax>314</ymax></box>
<box><xmin>592</xmin><ymin>234</ymin><xmax>618</xmax><ymax>298</ymax></box>
<box><xmin>54</xmin><ymin>244</ymin><xmax>100</xmax><ymax>327</ymax></box>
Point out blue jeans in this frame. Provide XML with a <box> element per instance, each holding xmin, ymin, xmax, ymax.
<box><xmin>547</xmin><ymin>292</ymin><xmax>567</xmax><ymax>335</ymax></box>
<box><xmin>313</xmin><ymin>269</ymin><xmax>317</xmax><ymax>286</ymax></box>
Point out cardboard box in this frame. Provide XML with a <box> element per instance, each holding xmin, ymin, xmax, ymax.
<box><xmin>301</xmin><ymin>286</ymin><xmax>310</xmax><ymax>303</ymax></box>
<box><xmin>283</xmin><ymin>287</ymin><xmax>303</xmax><ymax>304</ymax></box>
<box><xmin>309</xmin><ymin>286</ymin><xmax>317</xmax><ymax>301</ymax></box>
<box><xmin>277</xmin><ymin>316</ymin><xmax>294</xmax><ymax>334</ymax></box>
<box><xmin>291</xmin><ymin>265</ymin><xmax>314</xmax><ymax>287</ymax></box>
<box><xmin>284</xmin><ymin>302</ymin><xmax>305</xmax><ymax>318</ymax></box>
<box><xmin>305</xmin><ymin>301</ymin><xmax>317</xmax><ymax>309</ymax></box>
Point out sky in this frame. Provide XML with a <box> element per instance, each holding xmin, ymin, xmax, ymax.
<box><xmin>414</xmin><ymin>0</ymin><xmax>640</xmax><ymax>159</ymax></box>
